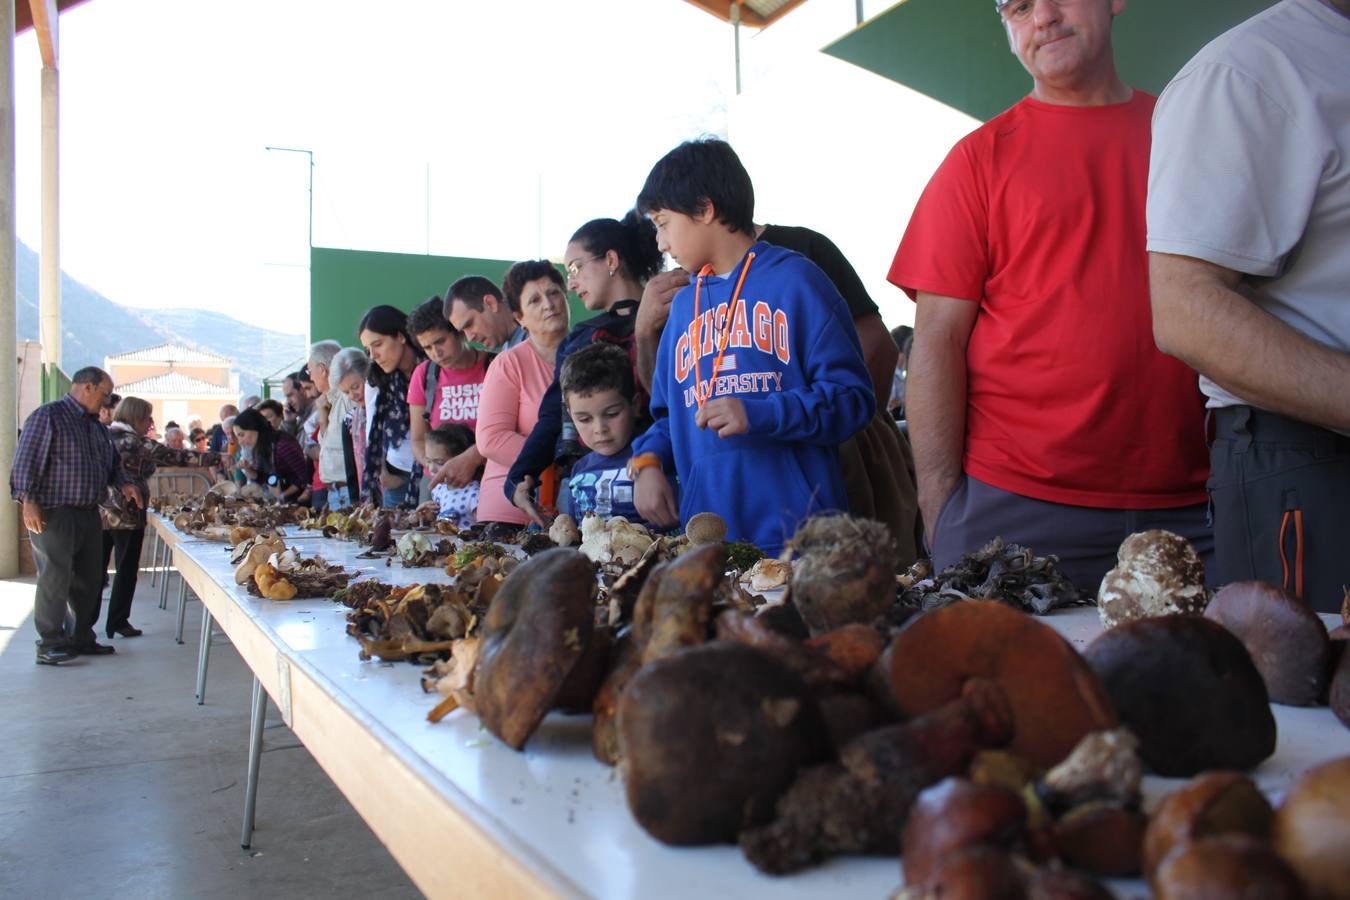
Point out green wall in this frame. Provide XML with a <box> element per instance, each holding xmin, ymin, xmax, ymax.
<box><xmin>310</xmin><ymin>246</ymin><xmax>593</xmax><ymax>347</ymax></box>
<box><xmin>826</xmin><ymin>0</ymin><xmax>1277</xmax><ymax>122</ymax></box>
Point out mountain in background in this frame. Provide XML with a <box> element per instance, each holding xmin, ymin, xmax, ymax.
<box><xmin>15</xmin><ymin>241</ymin><xmax>306</xmax><ymax>396</ymax></box>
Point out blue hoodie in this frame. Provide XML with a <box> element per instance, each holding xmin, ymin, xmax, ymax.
<box><xmin>632</xmin><ymin>241</ymin><xmax>874</xmax><ymax>554</ymax></box>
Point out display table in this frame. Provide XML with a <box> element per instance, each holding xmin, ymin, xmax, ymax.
<box><xmin>160</xmin><ymin>518</ymin><xmax>1350</xmax><ymax>899</ymax></box>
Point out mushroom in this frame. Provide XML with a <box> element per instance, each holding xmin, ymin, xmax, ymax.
<box><xmin>578</xmin><ymin>513</ymin><xmax>612</xmax><ymax>563</ymax></box>
<box><xmin>1141</xmin><ymin>771</ymin><xmax>1273</xmax><ymax>879</ymax></box>
<box><xmin>739</xmin><ymin>678</ymin><xmax>1014</xmax><ymax>874</ymax></box>
<box><xmin>787</xmin><ymin>513</ymin><xmax>897</xmax><ymax>635</ymax></box>
<box><xmin>1272</xmin><ymin>756</ymin><xmax>1350</xmax><ymax>900</ymax></box>
<box><xmin>1204</xmin><ymin>580</ymin><xmax>1332</xmax><ymax>706</ymax></box>
<box><xmin>877</xmin><ymin>600</ymin><xmax>1117</xmax><ymax>769</ymax></box>
<box><xmin>617</xmin><ymin>641</ymin><xmax>828</xmax><ymax>846</ymax></box>
<box><xmin>472</xmin><ymin>548</ymin><xmax>598</xmax><ymax>750</ymax></box>
<box><xmin>548</xmin><ymin>513</ymin><xmax>580</xmax><ymax>547</ymax></box>
<box><xmin>741</xmin><ymin>558</ymin><xmax>791</xmax><ymax>592</ymax></box>
<box><xmin>684</xmin><ymin>511</ymin><xmax>727</xmax><ymax>545</ymax></box>
<box><xmin>1330</xmin><ymin>628</ymin><xmax>1350</xmax><ymax>730</ymax></box>
<box><xmin>901</xmin><ymin>778</ymin><xmax>1027</xmax><ymax>888</ymax></box>
<box><xmin>1038</xmin><ymin>728</ymin><xmax>1142</xmax><ymax>812</ymax></box>
<box><xmin>1084</xmin><ymin>616</ymin><xmax>1276</xmax><ymax>776</ymax></box>
<box><xmin>1052</xmin><ymin>802</ymin><xmax>1147</xmax><ymax>877</ymax></box>
<box><xmin>1096</xmin><ymin>530</ymin><xmax>1207</xmax><ymax>629</ymax></box>
<box><xmin>1152</xmin><ymin>835</ymin><xmax>1303</xmax><ymax>900</ymax></box>
<box><xmin>592</xmin><ymin>543</ymin><xmax>725</xmax><ymax>765</ymax></box>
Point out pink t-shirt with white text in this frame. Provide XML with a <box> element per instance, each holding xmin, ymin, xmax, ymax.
<box><xmin>407</xmin><ymin>356</ymin><xmax>489</xmax><ymax>430</ymax></box>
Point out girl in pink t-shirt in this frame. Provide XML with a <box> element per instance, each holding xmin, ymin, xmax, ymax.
<box><xmin>407</xmin><ymin>298</ymin><xmax>491</xmax><ymax>501</ymax></box>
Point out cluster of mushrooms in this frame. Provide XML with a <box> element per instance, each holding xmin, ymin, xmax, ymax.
<box><xmin>409</xmin><ymin>516</ymin><xmax>1349</xmax><ymax>893</ymax></box>
<box><xmin>229</xmin><ymin>531</ymin><xmax>351</xmax><ymax>600</ymax></box>
<box><xmin>156</xmin><ymin>482</ymin><xmax>310</xmax><ymax>540</ymax></box>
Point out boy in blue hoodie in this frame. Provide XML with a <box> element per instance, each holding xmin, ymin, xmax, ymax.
<box><xmin>630</xmin><ymin>138</ymin><xmax>875</xmax><ymax>554</ymax></box>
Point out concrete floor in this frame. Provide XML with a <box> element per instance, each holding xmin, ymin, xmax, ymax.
<box><xmin>0</xmin><ymin>565</ymin><xmax>422</xmax><ymax>900</ymax></box>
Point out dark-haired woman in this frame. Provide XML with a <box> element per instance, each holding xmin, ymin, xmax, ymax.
<box><xmin>232</xmin><ymin>407</ymin><xmax>311</xmax><ymax>502</ymax></box>
<box><xmin>504</xmin><ymin>210</ymin><xmax>662</xmax><ymax>525</ymax></box>
<box><xmin>357</xmin><ymin>304</ymin><xmax>424</xmax><ymax>508</ymax></box>
<box><xmin>476</xmin><ymin>262</ymin><xmax>570</xmax><ymax>526</ymax></box>
<box><xmin>100</xmin><ymin>396</ymin><xmax>222</xmax><ymax>638</ymax></box>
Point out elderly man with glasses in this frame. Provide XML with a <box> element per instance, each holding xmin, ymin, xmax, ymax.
<box><xmin>886</xmin><ymin>0</ymin><xmax>1212</xmax><ymax>597</ymax></box>
<box><xmin>11</xmin><ymin>367</ymin><xmax>140</xmax><ymax>665</ymax></box>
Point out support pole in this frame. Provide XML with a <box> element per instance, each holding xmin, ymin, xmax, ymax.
<box><xmin>731</xmin><ymin>1</ymin><xmax>742</xmax><ymax>95</ymax></box>
<box><xmin>0</xmin><ymin>1</ymin><xmax>20</xmax><ymax>578</ymax></box>
<box><xmin>856</xmin><ymin>0</ymin><xmax>865</xmax><ymax>26</ymax></box>
<box><xmin>39</xmin><ymin>64</ymin><xmax>59</xmax><ymax>368</ymax></box>
<box><xmin>241</xmin><ymin>675</ymin><xmax>267</xmax><ymax>849</ymax></box>
<box><xmin>195</xmin><ymin>608</ymin><xmax>213</xmax><ymax>704</ymax></box>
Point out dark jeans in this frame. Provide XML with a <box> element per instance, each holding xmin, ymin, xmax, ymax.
<box><xmin>101</xmin><ymin>526</ymin><xmax>147</xmax><ymax>633</ymax></box>
<box><xmin>930</xmin><ymin>474</ymin><xmax>1214</xmax><ymax>599</ymax></box>
<box><xmin>1210</xmin><ymin>406</ymin><xmax>1350</xmax><ymax>614</ymax></box>
<box><xmin>30</xmin><ymin>506</ymin><xmax>104</xmax><ymax>649</ymax></box>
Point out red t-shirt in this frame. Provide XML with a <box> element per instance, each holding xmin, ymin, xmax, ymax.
<box><xmin>888</xmin><ymin>92</ymin><xmax>1208</xmax><ymax>509</ymax></box>
<box><xmin>408</xmin><ymin>356</ymin><xmax>489</xmax><ymax>430</ymax></box>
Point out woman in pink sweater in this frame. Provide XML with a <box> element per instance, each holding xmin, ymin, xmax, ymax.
<box><xmin>475</xmin><ymin>262</ymin><xmax>570</xmax><ymax>525</ymax></box>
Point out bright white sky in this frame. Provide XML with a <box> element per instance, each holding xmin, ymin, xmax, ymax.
<box><xmin>13</xmin><ymin>0</ymin><xmax>978</xmax><ymax>338</ymax></box>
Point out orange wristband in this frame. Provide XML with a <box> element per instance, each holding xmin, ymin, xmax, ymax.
<box><xmin>627</xmin><ymin>452</ymin><xmax>662</xmax><ymax>480</ymax></box>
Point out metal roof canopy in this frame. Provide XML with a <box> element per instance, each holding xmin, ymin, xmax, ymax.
<box><xmin>682</xmin><ymin>0</ymin><xmax>812</xmax><ymax>28</ymax></box>
<box><xmin>824</xmin><ymin>0</ymin><xmax>1278</xmax><ymax>122</ymax></box>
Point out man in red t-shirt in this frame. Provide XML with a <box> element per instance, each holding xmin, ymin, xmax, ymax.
<box><xmin>887</xmin><ymin>0</ymin><xmax>1211</xmax><ymax>596</ymax></box>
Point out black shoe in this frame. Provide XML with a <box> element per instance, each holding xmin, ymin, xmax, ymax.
<box><xmin>111</xmin><ymin>625</ymin><xmax>143</xmax><ymax>638</ymax></box>
<box><xmin>71</xmin><ymin>641</ymin><xmax>116</xmax><ymax>656</ymax></box>
<box><xmin>36</xmin><ymin>646</ymin><xmax>78</xmax><ymax>665</ymax></box>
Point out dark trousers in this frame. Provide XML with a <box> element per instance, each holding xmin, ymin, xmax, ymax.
<box><xmin>1210</xmin><ymin>406</ymin><xmax>1350</xmax><ymax>614</ymax></box>
<box><xmin>30</xmin><ymin>506</ymin><xmax>104</xmax><ymax>649</ymax></box>
<box><xmin>930</xmin><ymin>474</ymin><xmax>1214</xmax><ymax>599</ymax></box>
<box><xmin>101</xmin><ymin>526</ymin><xmax>147</xmax><ymax>634</ymax></box>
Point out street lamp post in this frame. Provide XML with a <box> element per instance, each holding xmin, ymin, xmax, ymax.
<box><xmin>264</xmin><ymin>145</ymin><xmax>313</xmax><ymax>247</ymax></box>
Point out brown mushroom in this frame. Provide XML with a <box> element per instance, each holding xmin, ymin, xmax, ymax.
<box><xmin>898</xmin><ymin>846</ymin><xmax>1028</xmax><ymax>900</ymax></box>
<box><xmin>472</xmin><ymin>548</ymin><xmax>597</xmax><ymax>750</ymax></box>
<box><xmin>1272</xmin><ymin>756</ymin><xmax>1350</xmax><ymax>900</ymax></box>
<box><xmin>1052</xmin><ymin>802</ymin><xmax>1146</xmax><ymax>877</ymax></box>
<box><xmin>902</xmin><ymin>778</ymin><xmax>1027</xmax><ymax>887</ymax></box>
<box><xmin>739</xmin><ymin>678</ymin><xmax>1014</xmax><ymax>874</ymax></box>
<box><xmin>591</xmin><ymin>543</ymin><xmax>724</xmax><ymax>765</ymax></box>
<box><xmin>684</xmin><ymin>511</ymin><xmax>727</xmax><ymax>545</ymax></box>
<box><xmin>1153</xmin><ymin>835</ymin><xmax>1304</xmax><ymax>900</ymax></box>
<box><xmin>1325</xmin><ymin>627</ymin><xmax>1350</xmax><ymax>730</ymax></box>
<box><xmin>1097</xmin><ymin>529</ymin><xmax>1208</xmax><ymax>629</ymax></box>
<box><xmin>877</xmin><ymin>600</ymin><xmax>1117</xmax><ymax>769</ymax></box>
<box><xmin>1142</xmin><ymin>771</ymin><xmax>1273</xmax><ymax>879</ymax></box>
<box><xmin>1084</xmin><ymin>616</ymin><xmax>1276</xmax><ymax>776</ymax></box>
<box><xmin>616</xmin><ymin>641</ymin><xmax>828</xmax><ymax>846</ymax></box>
<box><xmin>787</xmin><ymin>513</ymin><xmax>897</xmax><ymax>635</ymax></box>
<box><xmin>1204</xmin><ymin>580</ymin><xmax>1332</xmax><ymax>706</ymax></box>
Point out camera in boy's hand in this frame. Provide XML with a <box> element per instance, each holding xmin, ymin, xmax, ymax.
<box><xmin>695</xmin><ymin>397</ymin><xmax>748</xmax><ymax>438</ymax></box>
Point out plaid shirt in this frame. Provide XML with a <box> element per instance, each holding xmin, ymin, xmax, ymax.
<box><xmin>10</xmin><ymin>394</ymin><xmax>124</xmax><ymax>509</ymax></box>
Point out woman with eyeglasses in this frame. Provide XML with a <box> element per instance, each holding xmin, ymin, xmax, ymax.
<box><xmin>357</xmin><ymin>305</ymin><xmax>426</xmax><ymax>508</ymax></box>
<box><xmin>475</xmin><ymin>263</ymin><xmax>571</xmax><ymax>526</ymax></box>
<box><xmin>503</xmin><ymin>210</ymin><xmax>663</xmax><ymax>526</ymax></box>
<box><xmin>99</xmin><ymin>396</ymin><xmax>222</xmax><ymax>638</ymax></box>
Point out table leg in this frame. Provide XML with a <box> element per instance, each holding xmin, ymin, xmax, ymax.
<box><xmin>149</xmin><ymin>531</ymin><xmax>161</xmax><ymax>587</ymax></box>
<box><xmin>241</xmin><ymin>675</ymin><xmax>267</xmax><ymax>849</ymax></box>
<box><xmin>195</xmin><ymin>608</ymin><xmax>213</xmax><ymax>705</ymax></box>
<box><xmin>159</xmin><ymin>552</ymin><xmax>173</xmax><ymax>610</ymax></box>
<box><xmin>175</xmin><ymin>578</ymin><xmax>190</xmax><ymax>644</ymax></box>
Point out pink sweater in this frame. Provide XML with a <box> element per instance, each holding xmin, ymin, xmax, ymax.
<box><xmin>475</xmin><ymin>340</ymin><xmax>554</xmax><ymax>524</ymax></box>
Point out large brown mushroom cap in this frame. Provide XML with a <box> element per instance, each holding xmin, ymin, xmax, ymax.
<box><xmin>901</xmin><ymin>778</ymin><xmax>1027</xmax><ymax>887</ymax></box>
<box><xmin>617</xmin><ymin>641</ymin><xmax>828</xmax><ymax>846</ymax></box>
<box><xmin>1084</xmin><ymin>616</ymin><xmax>1277</xmax><ymax>777</ymax></box>
<box><xmin>878</xmin><ymin>601</ymin><xmax>1117</xmax><ymax>768</ymax></box>
<box><xmin>1272</xmin><ymin>756</ymin><xmax>1350</xmax><ymax>900</ymax></box>
<box><xmin>1204</xmin><ymin>580</ymin><xmax>1331</xmax><ymax>706</ymax></box>
<box><xmin>1142</xmin><ymin>771</ymin><xmax>1273</xmax><ymax>879</ymax></box>
<box><xmin>1152</xmin><ymin>835</ymin><xmax>1304</xmax><ymax>900</ymax></box>
<box><xmin>472</xmin><ymin>548</ymin><xmax>597</xmax><ymax>750</ymax></box>
<box><xmin>1097</xmin><ymin>529</ymin><xmax>1208</xmax><ymax>629</ymax></box>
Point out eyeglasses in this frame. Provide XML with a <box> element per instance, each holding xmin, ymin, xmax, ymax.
<box><xmin>996</xmin><ymin>0</ymin><xmax>1070</xmax><ymax>21</ymax></box>
<box><xmin>565</xmin><ymin>255</ymin><xmax>602</xmax><ymax>279</ymax></box>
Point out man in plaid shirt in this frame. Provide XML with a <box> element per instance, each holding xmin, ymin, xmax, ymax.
<box><xmin>10</xmin><ymin>367</ymin><xmax>140</xmax><ymax>665</ymax></box>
